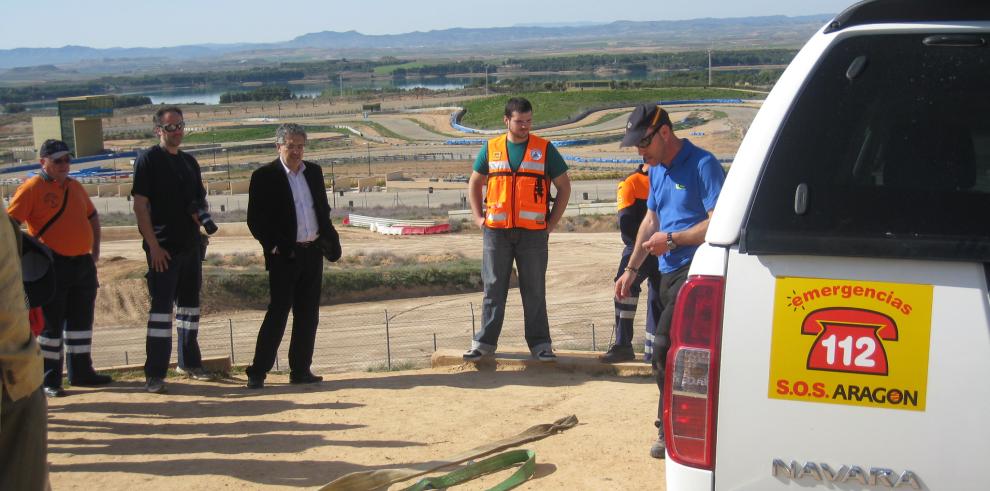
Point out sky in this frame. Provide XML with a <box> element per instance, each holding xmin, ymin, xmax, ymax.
<box><xmin>0</xmin><ymin>0</ymin><xmax>857</xmax><ymax>50</ymax></box>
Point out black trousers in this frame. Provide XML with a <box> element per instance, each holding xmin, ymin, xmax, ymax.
<box><xmin>652</xmin><ymin>264</ymin><xmax>690</xmax><ymax>423</ymax></box>
<box><xmin>612</xmin><ymin>250</ymin><xmax>662</xmax><ymax>357</ymax></box>
<box><xmin>246</xmin><ymin>245</ymin><xmax>323</xmax><ymax>380</ymax></box>
<box><xmin>144</xmin><ymin>247</ymin><xmax>203</xmax><ymax>379</ymax></box>
<box><xmin>39</xmin><ymin>253</ymin><xmax>98</xmax><ymax>388</ymax></box>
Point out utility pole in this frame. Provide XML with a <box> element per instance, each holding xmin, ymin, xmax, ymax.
<box><xmin>330</xmin><ymin>159</ymin><xmax>336</xmax><ymax>208</ymax></box>
<box><xmin>224</xmin><ymin>149</ymin><xmax>231</xmax><ymax>193</ymax></box>
<box><xmin>484</xmin><ymin>65</ymin><xmax>489</xmax><ymax>94</ymax></box>
<box><xmin>708</xmin><ymin>47</ymin><xmax>713</xmax><ymax>86</ymax></box>
<box><xmin>339</xmin><ymin>73</ymin><xmax>344</xmax><ymax>98</ymax></box>
<box><xmin>366</xmin><ymin>143</ymin><xmax>372</xmax><ymax>176</ymax></box>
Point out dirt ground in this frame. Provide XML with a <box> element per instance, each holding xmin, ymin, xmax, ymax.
<box><xmin>93</xmin><ymin>226</ymin><xmax>623</xmax><ymax>327</ymax></box>
<box><xmin>48</xmin><ymin>224</ymin><xmax>667</xmax><ymax>490</ymax></box>
<box><xmin>36</xmin><ymin>97</ymin><xmax>755</xmax><ymax>490</ymax></box>
<box><xmin>47</xmin><ymin>361</ymin><xmax>663</xmax><ymax>490</ymax></box>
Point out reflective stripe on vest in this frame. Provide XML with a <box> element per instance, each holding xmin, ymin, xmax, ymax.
<box><xmin>490</xmin><ymin>160</ymin><xmax>511</xmax><ymax>172</ymax></box>
<box><xmin>484</xmin><ymin>134</ymin><xmax>550</xmax><ymax>230</ymax></box>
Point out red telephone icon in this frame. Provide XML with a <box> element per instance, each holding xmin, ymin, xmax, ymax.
<box><xmin>802</xmin><ymin>308</ymin><xmax>897</xmax><ymax>375</ymax></box>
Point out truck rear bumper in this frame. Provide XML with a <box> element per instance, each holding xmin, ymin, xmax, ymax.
<box><xmin>666</xmin><ymin>457</ymin><xmax>713</xmax><ymax>490</ymax></box>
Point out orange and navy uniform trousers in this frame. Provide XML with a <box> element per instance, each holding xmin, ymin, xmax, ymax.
<box><xmin>614</xmin><ymin>165</ymin><xmax>662</xmax><ymax>361</ymax></box>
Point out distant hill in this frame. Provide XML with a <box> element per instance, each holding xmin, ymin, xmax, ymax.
<box><xmin>283</xmin><ymin>15</ymin><xmax>829</xmax><ymax>50</ymax></box>
<box><xmin>0</xmin><ymin>44</ymin><xmax>254</xmax><ymax>70</ymax></box>
<box><xmin>0</xmin><ymin>14</ymin><xmax>833</xmax><ymax>71</ymax></box>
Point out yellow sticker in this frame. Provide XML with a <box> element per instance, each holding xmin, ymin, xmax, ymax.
<box><xmin>768</xmin><ymin>277</ymin><xmax>933</xmax><ymax>411</ymax></box>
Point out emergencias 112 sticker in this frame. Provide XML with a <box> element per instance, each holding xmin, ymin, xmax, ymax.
<box><xmin>768</xmin><ymin>277</ymin><xmax>933</xmax><ymax>411</ymax></box>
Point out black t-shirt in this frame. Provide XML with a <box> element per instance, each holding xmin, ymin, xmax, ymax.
<box><xmin>131</xmin><ymin>145</ymin><xmax>206</xmax><ymax>253</ymax></box>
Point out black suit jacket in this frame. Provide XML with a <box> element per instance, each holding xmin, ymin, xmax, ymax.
<box><xmin>247</xmin><ymin>159</ymin><xmax>335</xmax><ymax>268</ymax></box>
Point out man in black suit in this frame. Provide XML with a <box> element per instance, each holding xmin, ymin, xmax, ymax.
<box><xmin>245</xmin><ymin>123</ymin><xmax>334</xmax><ymax>388</ymax></box>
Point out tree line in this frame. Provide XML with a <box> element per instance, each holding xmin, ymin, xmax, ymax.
<box><xmin>219</xmin><ymin>86</ymin><xmax>295</xmax><ymax>103</ymax></box>
<box><xmin>0</xmin><ymin>48</ymin><xmax>795</xmax><ymax>104</ymax></box>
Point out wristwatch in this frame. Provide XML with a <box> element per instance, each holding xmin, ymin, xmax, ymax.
<box><xmin>666</xmin><ymin>232</ymin><xmax>678</xmax><ymax>251</ymax></box>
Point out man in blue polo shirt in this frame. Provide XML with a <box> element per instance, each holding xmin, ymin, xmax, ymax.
<box><xmin>614</xmin><ymin>103</ymin><xmax>724</xmax><ymax>459</ymax></box>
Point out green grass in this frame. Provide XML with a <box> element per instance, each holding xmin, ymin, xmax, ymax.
<box><xmin>203</xmin><ymin>259</ymin><xmax>482</xmax><ymax>308</ymax></box>
<box><xmin>459</xmin><ymin>87</ymin><xmax>760</xmax><ymax>130</ymax></box>
<box><xmin>183</xmin><ymin>124</ymin><xmax>350</xmax><ymax>144</ymax></box>
<box><xmin>373</xmin><ymin>61</ymin><xmax>437</xmax><ymax>75</ymax></box>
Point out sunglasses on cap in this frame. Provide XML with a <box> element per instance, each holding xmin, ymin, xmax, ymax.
<box><xmin>158</xmin><ymin>121</ymin><xmax>185</xmax><ymax>132</ymax></box>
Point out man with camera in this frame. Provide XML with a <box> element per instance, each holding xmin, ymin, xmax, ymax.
<box><xmin>132</xmin><ymin>106</ymin><xmax>214</xmax><ymax>394</ymax></box>
<box><xmin>244</xmin><ymin>123</ymin><xmax>338</xmax><ymax>389</ymax></box>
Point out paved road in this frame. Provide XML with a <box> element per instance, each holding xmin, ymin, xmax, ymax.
<box><xmin>369</xmin><ymin>115</ymin><xmax>450</xmax><ymax>141</ymax></box>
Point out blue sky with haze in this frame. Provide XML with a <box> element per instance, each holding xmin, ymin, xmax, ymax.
<box><xmin>0</xmin><ymin>0</ymin><xmax>856</xmax><ymax>49</ymax></box>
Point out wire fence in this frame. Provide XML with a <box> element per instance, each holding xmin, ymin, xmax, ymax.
<box><xmin>89</xmin><ymin>296</ymin><xmax>642</xmax><ymax>375</ymax></box>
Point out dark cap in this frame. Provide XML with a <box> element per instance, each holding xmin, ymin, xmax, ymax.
<box><xmin>620</xmin><ymin>104</ymin><xmax>673</xmax><ymax>148</ymax></box>
<box><xmin>39</xmin><ymin>139</ymin><xmax>72</xmax><ymax>160</ymax></box>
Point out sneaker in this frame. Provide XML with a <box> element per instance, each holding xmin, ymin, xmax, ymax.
<box><xmin>246</xmin><ymin>377</ymin><xmax>265</xmax><ymax>389</ymax></box>
<box><xmin>650</xmin><ymin>430</ymin><xmax>666</xmax><ymax>459</ymax></box>
<box><xmin>599</xmin><ymin>345</ymin><xmax>636</xmax><ymax>363</ymax></box>
<box><xmin>536</xmin><ymin>349</ymin><xmax>557</xmax><ymax>362</ymax></box>
<box><xmin>177</xmin><ymin>366</ymin><xmax>214</xmax><ymax>381</ymax></box>
<box><xmin>70</xmin><ymin>373</ymin><xmax>113</xmax><ymax>387</ymax></box>
<box><xmin>462</xmin><ymin>349</ymin><xmax>486</xmax><ymax>362</ymax></box>
<box><xmin>145</xmin><ymin>378</ymin><xmax>167</xmax><ymax>394</ymax></box>
<box><xmin>43</xmin><ymin>386</ymin><xmax>66</xmax><ymax>398</ymax></box>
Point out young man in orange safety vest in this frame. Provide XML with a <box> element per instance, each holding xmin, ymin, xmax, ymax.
<box><xmin>464</xmin><ymin>97</ymin><xmax>571</xmax><ymax>362</ymax></box>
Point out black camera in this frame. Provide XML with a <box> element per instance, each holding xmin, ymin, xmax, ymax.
<box><xmin>198</xmin><ymin>208</ymin><xmax>219</xmax><ymax>235</ymax></box>
<box><xmin>189</xmin><ymin>201</ymin><xmax>219</xmax><ymax>235</ymax></box>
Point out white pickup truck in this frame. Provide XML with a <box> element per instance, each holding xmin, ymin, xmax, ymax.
<box><xmin>662</xmin><ymin>2</ymin><xmax>990</xmax><ymax>490</ymax></box>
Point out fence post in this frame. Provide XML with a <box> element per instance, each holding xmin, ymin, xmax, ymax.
<box><xmin>124</xmin><ymin>351</ymin><xmax>129</xmax><ymax>365</ymax></box>
<box><xmin>470</xmin><ymin>302</ymin><xmax>476</xmax><ymax>337</ymax></box>
<box><xmin>275</xmin><ymin>356</ymin><xmax>279</xmax><ymax>371</ymax></box>
<box><xmin>433</xmin><ymin>332</ymin><xmax>437</xmax><ymax>352</ymax></box>
<box><xmin>385</xmin><ymin>309</ymin><xmax>392</xmax><ymax>371</ymax></box>
<box><xmin>228</xmin><ymin>318</ymin><xmax>235</xmax><ymax>365</ymax></box>
<box><xmin>591</xmin><ymin>322</ymin><xmax>596</xmax><ymax>351</ymax></box>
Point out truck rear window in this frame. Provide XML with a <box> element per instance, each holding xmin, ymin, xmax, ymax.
<box><xmin>741</xmin><ymin>33</ymin><xmax>990</xmax><ymax>261</ymax></box>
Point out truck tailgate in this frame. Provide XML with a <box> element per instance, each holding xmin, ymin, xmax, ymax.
<box><xmin>714</xmin><ymin>249</ymin><xmax>990</xmax><ymax>490</ymax></box>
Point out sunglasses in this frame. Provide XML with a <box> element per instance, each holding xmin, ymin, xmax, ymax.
<box><xmin>158</xmin><ymin>121</ymin><xmax>185</xmax><ymax>132</ymax></box>
<box><xmin>49</xmin><ymin>156</ymin><xmax>71</xmax><ymax>164</ymax></box>
<box><xmin>636</xmin><ymin>126</ymin><xmax>661</xmax><ymax>149</ymax></box>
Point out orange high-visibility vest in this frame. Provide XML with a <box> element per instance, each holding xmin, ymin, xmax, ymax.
<box><xmin>616</xmin><ymin>168</ymin><xmax>650</xmax><ymax>212</ymax></box>
<box><xmin>484</xmin><ymin>134</ymin><xmax>550</xmax><ymax>229</ymax></box>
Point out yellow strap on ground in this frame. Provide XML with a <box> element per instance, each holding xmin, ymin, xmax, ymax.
<box><xmin>319</xmin><ymin>414</ymin><xmax>578</xmax><ymax>491</ymax></box>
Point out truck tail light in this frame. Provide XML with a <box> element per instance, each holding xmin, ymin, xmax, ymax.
<box><xmin>664</xmin><ymin>275</ymin><xmax>725</xmax><ymax>470</ymax></box>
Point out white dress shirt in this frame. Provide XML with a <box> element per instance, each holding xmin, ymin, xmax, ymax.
<box><xmin>280</xmin><ymin>157</ymin><xmax>319</xmax><ymax>242</ymax></box>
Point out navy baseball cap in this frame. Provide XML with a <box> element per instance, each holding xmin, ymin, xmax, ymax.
<box><xmin>39</xmin><ymin>139</ymin><xmax>72</xmax><ymax>160</ymax></box>
<box><xmin>620</xmin><ymin>104</ymin><xmax>673</xmax><ymax>148</ymax></box>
